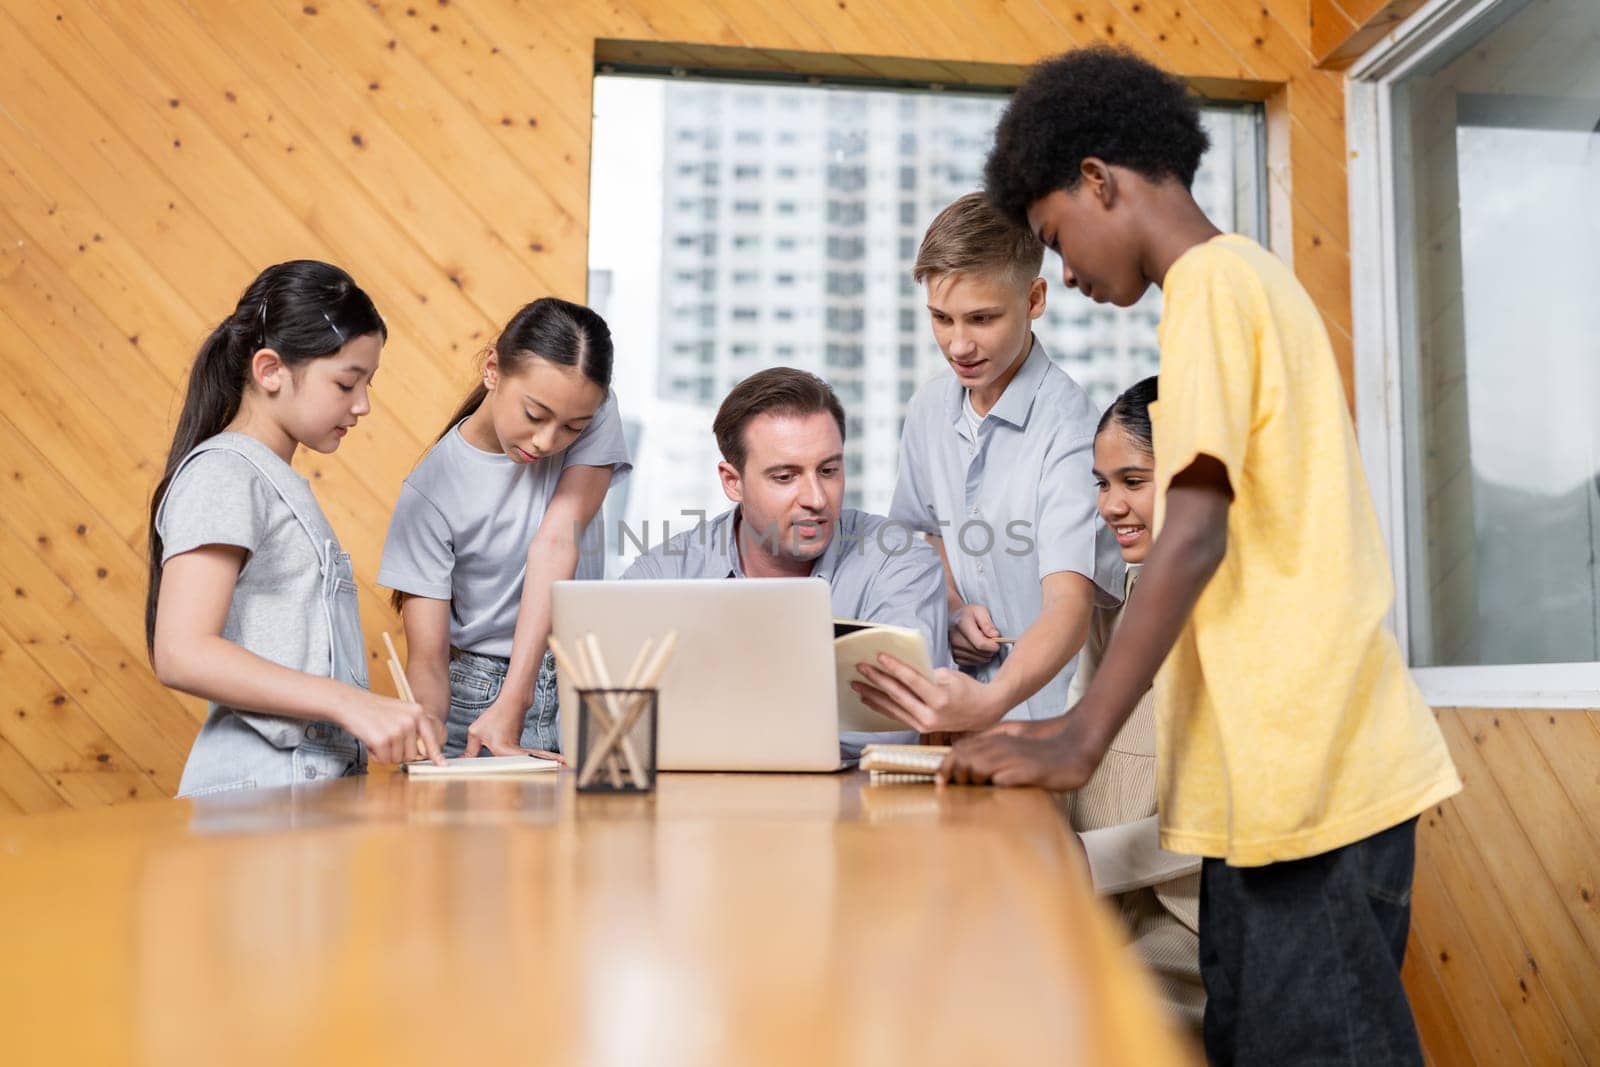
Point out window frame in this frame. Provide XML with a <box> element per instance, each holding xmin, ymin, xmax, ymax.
<box><xmin>1346</xmin><ymin>0</ymin><xmax>1600</xmax><ymax>707</ymax></box>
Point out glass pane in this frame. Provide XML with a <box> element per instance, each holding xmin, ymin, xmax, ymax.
<box><xmin>589</xmin><ymin>75</ymin><xmax>1265</xmax><ymax>575</ymax></box>
<box><xmin>1393</xmin><ymin>0</ymin><xmax>1600</xmax><ymax>666</ymax></box>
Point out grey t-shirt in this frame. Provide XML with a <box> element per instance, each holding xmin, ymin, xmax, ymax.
<box><xmin>156</xmin><ymin>432</ymin><xmax>335</xmax><ymax>680</ymax></box>
<box><xmin>378</xmin><ymin>390</ymin><xmax>632</xmax><ymax>658</ymax></box>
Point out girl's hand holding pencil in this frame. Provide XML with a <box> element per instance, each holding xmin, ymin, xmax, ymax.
<box><xmin>364</xmin><ymin>632</ymin><xmax>447</xmax><ymax>767</ymax></box>
<box><xmin>334</xmin><ymin>687</ymin><xmax>446</xmax><ymax>766</ymax></box>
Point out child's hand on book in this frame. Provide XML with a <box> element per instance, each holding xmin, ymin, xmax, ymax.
<box><xmin>852</xmin><ymin>654</ymin><xmax>998</xmax><ymax>733</ymax></box>
<box><xmin>464</xmin><ymin>696</ymin><xmax>548</xmax><ymax>759</ymax></box>
<box><xmin>936</xmin><ymin>714</ymin><xmax>1101</xmax><ymax>791</ymax></box>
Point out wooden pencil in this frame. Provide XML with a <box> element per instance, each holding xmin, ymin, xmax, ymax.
<box><xmin>381</xmin><ymin>631</ymin><xmax>432</xmax><ymax>761</ymax></box>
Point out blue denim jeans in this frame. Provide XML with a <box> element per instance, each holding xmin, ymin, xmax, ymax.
<box><xmin>1199</xmin><ymin>816</ymin><xmax>1423</xmax><ymax>1066</ymax></box>
<box><xmin>445</xmin><ymin>648</ymin><xmax>560</xmax><ymax>756</ymax></box>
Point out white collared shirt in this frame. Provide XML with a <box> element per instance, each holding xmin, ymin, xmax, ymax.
<box><xmin>891</xmin><ymin>338</ymin><xmax>1124</xmax><ymax>721</ymax></box>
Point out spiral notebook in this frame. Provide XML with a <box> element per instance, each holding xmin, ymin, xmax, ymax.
<box><xmin>403</xmin><ymin>754</ymin><xmax>561</xmax><ymax>778</ymax></box>
<box><xmin>858</xmin><ymin>743</ymin><xmax>951</xmax><ymax>784</ymax></box>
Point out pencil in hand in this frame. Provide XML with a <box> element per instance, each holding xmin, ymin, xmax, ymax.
<box><xmin>381</xmin><ymin>631</ymin><xmax>433</xmax><ymax>761</ymax></box>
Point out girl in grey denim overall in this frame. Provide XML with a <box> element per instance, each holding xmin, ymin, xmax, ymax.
<box><xmin>378</xmin><ymin>298</ymin><xmax>629</xmax><ymax>759</ymax></box>
<box><xmin>147</xmin><ymin>260</ymin><xmax>438</xmax><ymax>796</ymax></box>
<box><xmin>162</xmin><ymin>435</ymin><xmax>369</xmax><ymax>796</ymax></box>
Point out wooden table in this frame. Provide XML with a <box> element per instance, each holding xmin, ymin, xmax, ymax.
<box><xmin>0</xmin><ymin>770</ymin><xmax>1196</xmax><ymax>1066</ymax></box>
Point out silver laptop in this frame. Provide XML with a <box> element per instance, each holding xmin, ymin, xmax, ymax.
<box><xmin>551</xmin><ymin>578</ymin><xmax>841</xmax><ymax>772</ymax></box>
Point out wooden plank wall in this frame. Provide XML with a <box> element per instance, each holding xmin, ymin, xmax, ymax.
<box><xmin>1311</xmin><ymin>0</ymin><xmax>1431</xmax><ymax>67</ymax></box>
<box><xmin>1405</xmin><ymin>708</ymin><xmax>1600</xmax><ymax>1066</ymax></box>
<box><xmin>0</xmin><ymin>0</ymin><xmax>1352</xmax><ymax>804</ymax></box>
<box><xmin>2</xmin><ymin>2</ymin><xmax>1595</xmax><ymax>1063</ymax></box>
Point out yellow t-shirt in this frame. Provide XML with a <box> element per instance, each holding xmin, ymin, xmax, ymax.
<box><xmin>1150</xmin><ymin>234</ymin><xmax>1460</xmax><ymax>867</ymax></box>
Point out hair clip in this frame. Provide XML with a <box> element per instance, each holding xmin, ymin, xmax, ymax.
<box><xmin>323</xmin><ymin>310</ymin><xmax>346</xmax><ymax>345</ymax></box>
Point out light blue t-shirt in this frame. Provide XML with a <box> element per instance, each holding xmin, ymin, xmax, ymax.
<box><xmin>378</xmin><ymin>391</ymin><xmax>631</xmax><ymax>658</ymax></box>
<box><xmin>891</xmin><ymin>338</ymin><xmax>1123</xmax><ymax>722</ymax></box>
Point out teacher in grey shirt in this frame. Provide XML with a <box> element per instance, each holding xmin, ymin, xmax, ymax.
<box><xmin>623</xmin><ymin>368</ymin><xmax>950</xmax><ymax>754</ymax></box>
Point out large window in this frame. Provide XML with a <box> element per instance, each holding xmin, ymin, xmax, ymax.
<box><xmin>1349</xmin><ymin>0</ymin><xmax>1600</xmax><ymax>703</ymax></box>
<box><xmin>588</xmin><ymin>73</ymin><xmax>1265</xmax><ymax>574</ymax></box>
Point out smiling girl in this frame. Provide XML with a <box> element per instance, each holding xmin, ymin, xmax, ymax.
<box><xmin>379</xmin><ymin>298</ymin><xmax>629</xmax><ymax>758</ymax></box>
<box><xmin>1064</xmin><ymin>375</ymin><xmax>1204</xmax><ymax>1030</ymax></box>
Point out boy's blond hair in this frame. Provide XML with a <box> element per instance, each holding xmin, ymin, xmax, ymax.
<box><xmin>913</xmin><ymin>191</ymin><xmax>1045</xmax><ymax>290</ymax></box>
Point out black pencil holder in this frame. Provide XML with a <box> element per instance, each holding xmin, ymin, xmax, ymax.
<box><xmin>574</xmin><ymin>688</ymin><xmax>658</xmax><ymax>794</ymax></box>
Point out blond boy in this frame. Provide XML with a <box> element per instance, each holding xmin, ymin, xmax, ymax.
<box><xmin>876</xmin><ymin>192</ymin><xmax>1120</xmax><ymax>734</ymax></box>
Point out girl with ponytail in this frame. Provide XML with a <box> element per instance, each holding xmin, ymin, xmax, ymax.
<box><xmin>149</xmin><ymin>260</ymin><xmax>445</xmax><ymax>797</ymax></box>
<box><xmin>378</xmin><ymin>297</ymin><xmax>629</xmax><ymax>759</ymax></box>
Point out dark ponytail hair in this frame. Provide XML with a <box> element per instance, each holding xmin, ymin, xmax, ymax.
<box><xmin>1096</xmin><ymin>375</ymin><xmax>1158</xmax><ymax>456</ymax></box>
<box><xmin>146</xmin><ymin>260</ymin><xmax>385</xmax><ymax>658</ymax></box>
<box><xmin>430</xmin><ymin>296</ymin><xmax>614</xmax><ymax>445</ymax></box>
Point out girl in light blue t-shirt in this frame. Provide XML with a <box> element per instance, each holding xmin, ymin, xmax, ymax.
<box><xmin>149</xmin><ymin>260</ymin><xmax>446</xmax><ymax>798</ymax></box>
<box><xmin>379</xmin><ymin>298</ymin><xmax>630</xmax><ymax>759</ymax></box>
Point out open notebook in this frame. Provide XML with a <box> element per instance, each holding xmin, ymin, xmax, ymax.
<box><xmin>833</xmin><ymin>619</ymin><xmax>935</xmax><ymax>733</ymax></box>
<box><xmin>403</xmin><ymin>754</ymin><xmax>561</xmax><ymax>778</ymax></box>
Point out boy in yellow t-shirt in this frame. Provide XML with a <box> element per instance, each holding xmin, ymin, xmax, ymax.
<box><xmin>853</xmin><ymin>47</ymin><xmax>1460</xmax><ymax>1064</ymax></box>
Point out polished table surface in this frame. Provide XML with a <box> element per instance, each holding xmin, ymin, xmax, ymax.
<box><xmin>0</xmin><ymin>770</ymin><xmax>1196</xmax><ymax>1066</ymax></box>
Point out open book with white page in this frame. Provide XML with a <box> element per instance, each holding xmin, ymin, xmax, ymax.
<box><xmin>403</xmin><ymin>754</ymin><xmax>561</xmax><ymax>778</ymax></box>
<box><xmin>833</xmin><ymin>619</ymin><xmax>935</xmax><ymax>734</ymax></box>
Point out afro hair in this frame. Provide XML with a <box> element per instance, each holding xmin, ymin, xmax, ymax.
<box><xmin>985</xmin><ymin>46</ymin><xmax>1211</xmax><ymax>228</ymax></box>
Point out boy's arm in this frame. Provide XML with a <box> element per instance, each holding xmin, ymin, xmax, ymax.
<box><xmin>850</xmin><ymin>569</ymin><xmax>1092</xmax><ymax>734</ymax></box>
<box><xmin>938</xmin><ymin>455</ymin><xmax>1232</xmax><ymax>788</ymax></box>
<box><xmin>970</xmin><ymin>570</ymin><xmax>1095</xmax><ymax>716</ymax></box>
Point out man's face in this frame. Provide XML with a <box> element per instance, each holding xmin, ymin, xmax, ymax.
<box><xmin>719</xmin><ymin>410</ymin><xmax>845</xmax><ymax>564</ymax></box>
<box><xmin>924</xmin><ymin>270</ymin><xmax>1045</xmax><ymax>394</ymax></box>
<box><xmin>1026</xmin><ymin>175</ymin><xmax>1151</xmax><ymax>308</ymax></box>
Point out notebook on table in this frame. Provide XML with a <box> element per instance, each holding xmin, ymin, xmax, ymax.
<box><xmin>858</xmin><ymin>743</ymin><xmax>951</xmax><ymax>784</ymax></box>
<box><xmin>403</xmin><ymin>754</ymin><xmax>561</xmax><ymax>778</ymax></box>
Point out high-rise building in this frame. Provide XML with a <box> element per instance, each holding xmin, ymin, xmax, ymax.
<box><xmin>600</xmin><ymin>77</ymin><xmax>1259</xmax><ymax>572</ymax></box>
<box><xmin>657</xmin><ymin>84</ymin><xmax>1020</xmax><ymax>511</ymax></box>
